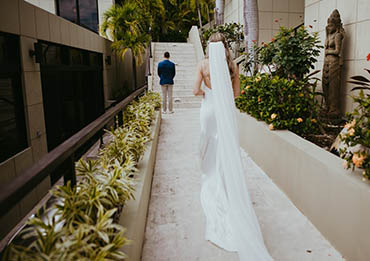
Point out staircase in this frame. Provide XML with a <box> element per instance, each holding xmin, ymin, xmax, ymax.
<box><xmin>152</xmin><ymin>42</ymin><xmax>202</xmax><ymax>108</ymax></box>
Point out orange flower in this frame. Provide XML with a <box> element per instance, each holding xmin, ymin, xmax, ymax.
<box><xmin>252</xmin><ymin>39</ymin><xmax>257</xmax><ymax>43</ymax></box>
<box><xmin>241</xmin><ymin>90</ymin><xmax>245</xmax><ymax>94</ymax></box>
<box><xmin>258</xmin><ymin>97</ymin><xmax>262</xmax><ymax>103</ymax></box>
<box><xmin>344</xmin><ymin>119</ymin><xmax>356</xmax><ymax>129</ymax></box>
<box><xmin>245</xmin><ymin>85</ymin><xmax>251</xmax><ymax>90</ymax></box>
<box><xmin>271</xmin><ymin>113</ymin><xmax>277</xmax><ymax>120</ymax></box>
<box><xmin>272</xmin><ymin>38</ymin><xmax>275</xmax><ymax>42</ymax></box>
<box><xmin>352</xmin><ymin>153</ymin><xmax>366</xmax><ymax>168</ymax></box>
<box><xmin>311</xmin><ymin>119</ymin><xmax>317</xmax><ymax>123</ymax></box>
<box><xmin>297</xmin><ymin>118</ymin><xmax>303</xmax><ymax>123</ymax></box>
<box><xmin>269</xmin><ymin>123</ymin><xmax>274</xmax><ymax>130</ymax></box>
<box><xmin>367</xmin><ymin>53</ymin><xmax>370</xmax><ymax>61</ymax></box>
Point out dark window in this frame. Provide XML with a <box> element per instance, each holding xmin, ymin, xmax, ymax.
<box><xmin>0</xmin><ymin>32</ymin><xmax>27</xmax><ymax>163</ymax></box>
<box><xmin>56</xmin><ymin>0</ymin><xmax>78</xmax><ymax>23</ymax></box>
<box><xmin>39</xmin><ymin>41</ymin><xmax>104</xmax><ymax>158</ymax></box>
<box><xmin>79</xmin><ymin>0</ymin><xmax>99</xmax><ymax>32</ymax></box>
<box><xmin>56</xmin><ymin>0</ymin><xmax>99</xmax><ymax>33</ymax></box>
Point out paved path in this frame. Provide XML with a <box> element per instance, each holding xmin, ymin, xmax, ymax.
<box><xmin>142</xmin><ymin>108</ymin><xmax>342</xmax><ymax>261</ymax></box>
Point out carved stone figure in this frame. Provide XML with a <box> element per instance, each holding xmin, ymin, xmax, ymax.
<box><xmin>322</xmin><ymin>9</ymin><xmax>345</xmax><ymax>117</ymax></box>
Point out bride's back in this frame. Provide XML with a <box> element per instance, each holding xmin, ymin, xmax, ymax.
<box><xmin>200</xmin><ymin>58</ymin><xmax>239</xmax><ymax>93</ymax></box>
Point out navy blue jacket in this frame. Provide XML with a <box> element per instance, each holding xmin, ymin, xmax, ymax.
<box><xmin>157</xmin><ymin>59</ymin><xmax>176</xmax><ymax>85</ymax></box>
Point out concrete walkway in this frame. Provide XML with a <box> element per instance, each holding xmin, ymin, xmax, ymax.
<box><xmin>142</xmin><ymin>108</ymin><xmax>343</xmax><ymax>261</ymax></box>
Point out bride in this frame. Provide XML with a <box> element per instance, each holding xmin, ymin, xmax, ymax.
<box><xmin>193</xmin><ymin>33</ymin><xmax>273</xmax><ymax>260</ymax></box>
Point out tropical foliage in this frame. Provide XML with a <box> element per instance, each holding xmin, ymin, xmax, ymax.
<box><xmin>101</xmin><ymin>2</ymin><xmax>151</xmax><ymax>64</ymax></box>
<box><xmin>3</xmin><ymin>92</ymin><xmax>161</xmax><ymax>260</ymax></box>
<box><xmin>340</xmin><ymin>67</ymin><xmax>370</xmax><ymax>180</ymax></box>
<box><xmin>235</xmin><ymin>73</ymin><xmax>320</xmax><ymax>135</ymax></box>
<box><xmin>202</xmin><ymin>22</ymin><xmax>244</xmax><ymax>52</ymax></box>
<box><xmin>245</xmin><ymin>26</ymin><xmax>322</xmax><ymax>80</ymax></box>
<box><xmin>236</xmin><ymin>26</ymin><xmax>323</xmax><ymax>136</ymax></box>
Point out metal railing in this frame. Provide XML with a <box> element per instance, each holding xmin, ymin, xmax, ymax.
<box><xmin>0</xmin><ymin>43</ymin><xmax>152</xmax><ymax>219</ymax></box>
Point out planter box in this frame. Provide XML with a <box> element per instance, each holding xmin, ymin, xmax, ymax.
<box><xmin>237</xmin><ymin>112</ymin><xmax>370</xmax><ymax>261</ymax></box>
<box><xmin>118</xmin><ymin>111</ymin><xmax>161</xmax><ymax>261</ymax></box>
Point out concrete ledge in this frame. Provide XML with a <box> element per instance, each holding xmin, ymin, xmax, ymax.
<box><xmin>237</xmin><ymin>112</ymin><xmax>370</xmax><ymax>261</ymax></box>
<box><xmin>188</xmin><ymin>26</ymin><xmax>204</xmax><ymax>63</ymax></box>
<box><xmin>118</xmin><ymin>111</ymin><xmax>161</xmax><ymax>261</ymax></box>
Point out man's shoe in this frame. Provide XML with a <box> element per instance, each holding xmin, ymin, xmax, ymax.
<box><xmin>169</xmin><ymin>111</ymin><xmax>174</xmax><ymax>114</ymax></box>
<box><xmin>162</xmin><ymin>111</ymin><xmax>167</xmax><ymax>114</ymax></box>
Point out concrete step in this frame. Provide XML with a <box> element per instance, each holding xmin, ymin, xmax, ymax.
<box><xmin>154</xmin><ymin>63</ymin><xmax>197</xmax><ymax>68</ymax></box>
<box><xmin>153</xmin><ymin>85</ymin><xmax>194</xmax><ymax>91</ymax></box>
<box><xmin>173</xmin><ymin>96</ymin><xmax>202</xmax><ymax>102</ymax></box>
<box><xmin>173</xmin><ymin>101</ymin><xmax>201</xmax><ymax>108</ymax></box>
<box><xmin>154</xmin><ymin>58</ymin><xmax>196</xmax><ymax>63</ymax></box>
<box><xmin>153</xmin><ymin>89</ymin><xmax>194</xmax><ymax>96</ymax></box>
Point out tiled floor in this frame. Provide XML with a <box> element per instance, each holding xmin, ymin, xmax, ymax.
<box><xmin>141</xmin><ymin>108</ymin><xmax>342</xmax><ymax>261</ymax></box>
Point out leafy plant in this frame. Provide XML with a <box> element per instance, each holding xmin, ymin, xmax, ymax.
<box><xmin>4</xmin><ymin>91</ymin><xmax>161</xmax><ymax>260</ymax></box>
<box><xmin>340</xmin><ymin>66</ymin><xmax>370</xmax><ymax>180</ymax></box>
<box><xmin>202</xmin><ymin>22</ymin><xmax>244</xmax><ymax>53</ymax></box>
<box><xmin>245</xmin><ymin>26</ymin><xmax>322</xmax><ymax>80</ymax></box>
<box><xmin>235</xmin><ymin>73</ymin><xmax>320</xmax><ymax>136</ymax></box>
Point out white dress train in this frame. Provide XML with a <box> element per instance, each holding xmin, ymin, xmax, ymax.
<box><xmin>199</xmin><ymin>42</ymin><xmax>273</xmax><ymax>261</ymax></box>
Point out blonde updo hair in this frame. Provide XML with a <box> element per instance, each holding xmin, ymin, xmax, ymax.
<box><xmin>208</xmin><ymin>32</ymin><xmax>236</xmax><ymax>81</ymax></box>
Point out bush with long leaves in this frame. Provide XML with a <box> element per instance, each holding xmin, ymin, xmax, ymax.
<box><xmin>3</xmin><ymin>91</ymin><xmax>161</xmax><ymax>260</ymax></box>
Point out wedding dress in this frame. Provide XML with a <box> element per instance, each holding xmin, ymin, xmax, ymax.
<box><xmin>199</xmin><ymin>42</ymin><xmax>273</xmax><ymax>260</ymax></box>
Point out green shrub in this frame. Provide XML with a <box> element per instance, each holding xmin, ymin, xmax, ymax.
<box><xmin>340</xmin><ymin>68</ymin><xmax>370</xmax><ymax>180</ymax></box>
<box><xmin>256</xmin><ymin>26</ymin><xmax>322</xmax><ymax>80</ymax></box>
<box><xmin>3</xmin><ymin>91</ymin><xmax>161</xmax><ymax>260</ymax></box>
<box><xmin>202</xmin><ymin>22</ymin><xmax>244</xmax><ymax>53</ymax></box>
<box><xmin>235</xmin><ymin>73</ymin><xmax>320</xmax><ymax>135</ymax></box>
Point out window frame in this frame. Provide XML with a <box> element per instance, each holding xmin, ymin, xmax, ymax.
<box><xmin>55</xmin><ymin>0</ymin><xmax>100</xmax><ymax>33</ymax></box>
<box><xmin>0</xmin><ymin>31</ymin><xmax>28</xmax><ymax>163</ymax></box>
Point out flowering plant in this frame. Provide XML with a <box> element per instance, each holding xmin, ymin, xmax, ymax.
<box><xmin>235</xmin><ymin>73</ymin><xmax>320</xmax><ymax>135</ymax></box>
<box><xmin>340</xmin><ymin>64</ymin><xmax>370</xmax><ymax>179</ymax></box>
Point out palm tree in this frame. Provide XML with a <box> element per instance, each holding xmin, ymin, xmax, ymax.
<box><xmin>243</xmin><ymin>0</ymin><xmax>259</xmax><ymax>51</ymax></box>
<box><xmin>101</xmin><ymin>2</ymin><xmax>150</xmax><ymax>90</ymax></box>
<box><xmin>215</xmin><ymin>0</ymin><xmax>224</xmax><ymax>25</ymax></box>
<box><xmin>243</xmin><ymin>0</ymin><xmax>259</xmax><ymax>73</ymax></box>
<box><xmin>189</xmin><ymin>0</ymin><xmax>215</xmax><ymax>28</ymax></box>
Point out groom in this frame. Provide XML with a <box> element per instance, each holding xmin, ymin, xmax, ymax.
<box><xmin>158</xmin><ymin>51</ymin><xmax>176</xmax><ymax>114</ymax></box>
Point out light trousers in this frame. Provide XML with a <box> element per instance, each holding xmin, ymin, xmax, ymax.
<box><xmin>161</xmin><ymin>84</ymin><xmax>173</xmax><ymax>112</ymax></box>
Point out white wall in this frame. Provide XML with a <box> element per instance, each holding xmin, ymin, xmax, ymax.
<box><xmin>305</xmin><ymin>0</ymin><xmax>370</xmax><ymax>114</ymax></box>
<box><xmin>25</xmin><ymin>0</ymin><xmax>55</xmax><ymax>14</ymax></box>
<box><xmin>224</xmin><ymin>0</ymin><xmax>305</xmax><ymax>45</ymax></box>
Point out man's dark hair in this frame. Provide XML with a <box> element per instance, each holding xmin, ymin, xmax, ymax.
<box><xmin>164</xmin><ymin>52</ymin><xmax>170</xmax><ymax>58</ymax></box>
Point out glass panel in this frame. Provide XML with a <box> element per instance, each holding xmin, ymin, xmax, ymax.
<box><xmin>70</xmin><ymin>48</ymin><xmax>84</xmax><ymax>65</ymax></box>
<box><xmin>0</xmin><ymin>33</ymin><xmax>27</xmax><ymax>163</ymax></box>
<box><xmin>79</xmin><ymin>0</ymin><xmax>98</xmax><ymax>32</ymax></box>
<box><xmin>0</xmin><ymin>77</ymin><xmax>27</xmax><ymax>163</ymax></box>
<box><xmin>57</xmin><ymin>0</ymin><xmax>78</xmax><ymax>24</ymax></box>
<box><xmin>41</xmin><ymin>43</ymin><xmax>63</xmax><ymax>65</ymax></box>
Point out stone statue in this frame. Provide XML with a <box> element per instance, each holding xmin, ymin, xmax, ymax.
<box><xmin>322</xmin><ymin>9</ymin><xmax>345</xmax><ymax>117</ymax></box>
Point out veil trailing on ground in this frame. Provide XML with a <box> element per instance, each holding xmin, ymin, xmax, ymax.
<box><xmin>206</xmin><ymin>41</ymin><xmax>273</xmax><ymax>260</ymax></box>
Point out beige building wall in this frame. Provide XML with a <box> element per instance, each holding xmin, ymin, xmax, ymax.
<box><xmin>0</xmin><ymin>0</ymin><xmax>139</xmax><ymax>240</ymax></box>
<box><xmin>223</xmin><ymin>0</ymin><xmax>305</xmax><ymax>45</ymax></box>
<box><xmin>305</xmin><ymin>0</ymin><xmax>370</xmax><ymax>115</ymax></box>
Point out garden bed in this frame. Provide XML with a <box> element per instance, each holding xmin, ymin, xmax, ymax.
<box><xmin>2</xmin><ymin>92</ymin><xmax>162</xmax><ymax>260</ymax></box>
<box><xmin>118</xmin><ymin>110</ymin><xmax>161</xmax><ymax>261</ymax></box>
<box><xmin>237</xmin><ymin>111</ymin><xmax>370</xmax><ymax>261</ymax></box>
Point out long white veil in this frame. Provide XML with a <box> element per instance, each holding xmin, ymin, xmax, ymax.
<box><xmin>208</xmin><ymin>42</ymin><xmax>273</xmax><ymax>260</ymax></box>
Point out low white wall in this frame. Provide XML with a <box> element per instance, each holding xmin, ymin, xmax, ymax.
<box><xmin>119</xmin><ymin>111</ymin><xmax>161</xmax><ymax>261</ymax></box>
<box><xmin>188</xmin><ymin>26</ymin><xmax>204</xmax><ymax>63</ymax></box>
<box><xmin>237</xmin><ymin>111</ymin><xmax>370</xmax><ymax>261</ymax></box>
